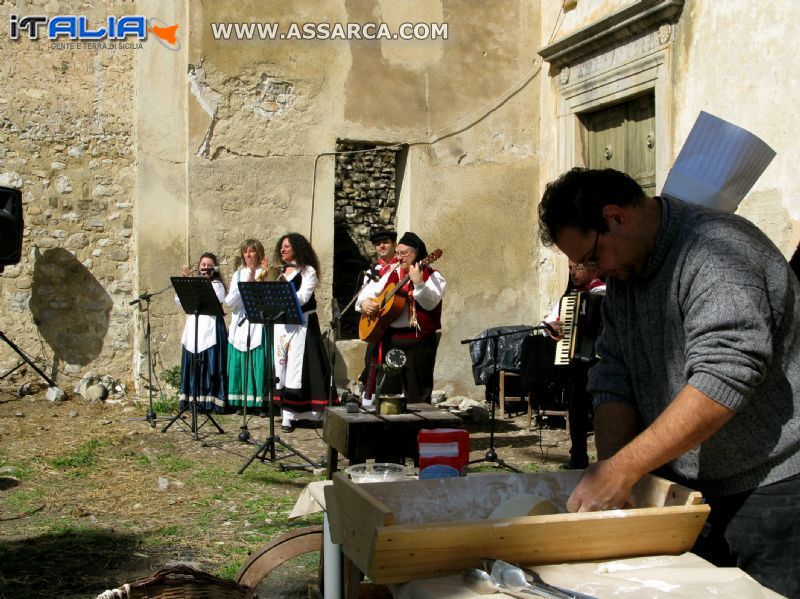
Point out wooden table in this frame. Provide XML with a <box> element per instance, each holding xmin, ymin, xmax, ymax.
<box><xmin>322</xmin><ymin>403</ymin><xmax>463</xmax><ymax>477</ymax></box>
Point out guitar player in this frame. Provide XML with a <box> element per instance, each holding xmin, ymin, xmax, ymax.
<box><xmin>356</xmin><ymin>232</ymin><xmax>446</xmax><ymax>403</ymax></box>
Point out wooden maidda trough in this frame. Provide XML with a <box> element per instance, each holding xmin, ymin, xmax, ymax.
<box><xmin>324</xmin><ymin>470</ymin><xmax>710</xmax><ymax>584</ymax></box>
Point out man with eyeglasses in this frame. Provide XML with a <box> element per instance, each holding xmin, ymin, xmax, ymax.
<box><xmin>357</xmin><ymin>231</ymin><xmax>445</xmax><ymax>403</ymax></box>
<box><xmin>543</xmin><ymin>261</ymin><xmax>605</xmax><ymax>338</ymax></box>
<box><xmin>537</xmin><ymin>167</ymin><xmax>800</xmax><ymax>597</ymax></box>
<box><xmin>541</xmin><ymin>260</ymin><xmax>605</xmax><ymax>470</ymax></box>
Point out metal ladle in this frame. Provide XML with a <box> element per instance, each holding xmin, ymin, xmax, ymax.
<box><xmin>464</xmin><ymin>567</ymin><xmax>569</xmax><ymax>598</ymax></box>
<box><xmin>489</xmin><ymin>559</ymin><xmax>594</xmax><ymax>599</ymax></box>
<box><xmin>462</xmin><ymin>568</ymin><xmax>530</xmax><ymax>598</ymax></box>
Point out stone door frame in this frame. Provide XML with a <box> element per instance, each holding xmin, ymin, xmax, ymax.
<box><xmin>539</xmin><ymin>0</ymin><xmax>684</xmax><ymax>189</ymax></box>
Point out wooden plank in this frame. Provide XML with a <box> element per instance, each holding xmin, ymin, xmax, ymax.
<box><xmin>365</xmin><ymin>505</ymin><xmax>709</xmax><ymax>583</ymax></box>
<box><xmin>323</xmin><ymin>472</ymin><xmax>396</xmax><ymax>573</ymax></box>
<box><xmin>633</xmin><ymin>474</ymin><xmax>705</xmax><ymax>507</ymax></box>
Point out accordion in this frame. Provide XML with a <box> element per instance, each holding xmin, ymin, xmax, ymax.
<box><xmin>554</xmin><ymin>291</ymin><xmax>604</xmax><ymax>365</ymax></box>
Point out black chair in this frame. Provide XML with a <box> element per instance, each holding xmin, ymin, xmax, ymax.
<box><xmin>519</xmin><ymin>335</ymin><xmax>568</xmax><ymax>430</ymax></box>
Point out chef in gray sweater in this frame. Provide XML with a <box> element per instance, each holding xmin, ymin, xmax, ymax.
<box><xmin>538</xmin><ymin>167</ymin><xmax>800</xmax><ymax>598</ymax></box>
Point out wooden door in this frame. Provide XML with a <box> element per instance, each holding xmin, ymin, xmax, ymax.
<box><xmin>583</xmin><ymin>94</ymin><xmax>656</xmax><ymax>196</ymax></box>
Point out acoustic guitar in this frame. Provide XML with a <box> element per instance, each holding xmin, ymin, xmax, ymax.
<box><xmin>358</xmin><ymin>249</ymin><xmax>443</xmax><ymax>344</ymax></box>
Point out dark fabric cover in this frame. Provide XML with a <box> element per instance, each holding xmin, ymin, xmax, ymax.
<box><xmin>468</xmin><ymin>325</ymin><xmax>532</xmax><ymax>385</ymax></box>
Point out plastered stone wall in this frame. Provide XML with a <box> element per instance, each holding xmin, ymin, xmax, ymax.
<box><xmin>670</xmin><ymin>0</ymin><xmax>800</xmax><ymax>254</ymax></box>
<box><xmin>184</xmin><ymin>0</ymin><xmax>542</xmax><ymax>398</ymax></box>
<box><xmin>535</xmin><ymin>0</ymin><xmax>800</xmax><ymax>325</ymax></box>
<box><xmin>13</xmin><ymin>1</ymin><xmax>794</xmax><ymax>402</ymax></box>
<box><xmin>133</xmin><ymin>0</ymin><xmax>188</xmax><ymax>386</ymax></box>
<box><xmin>0</xmin><ymin>1</ymin><xmax>137</xmax><ymax>382</ymax></box>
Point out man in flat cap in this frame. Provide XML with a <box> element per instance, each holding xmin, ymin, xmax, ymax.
<box><xmin>357</xmin><ymin>231</ymin><xmax>445</xmax><ymax>403</ymax></box>
<box><xmin>356</xmin><ymin>228</ymin><xmax>399</xmax><ymax>400</ymax></box>
<box><xmin>367</xmin><ymin>228</ymin><xmax>398</xmax><ymax>277</ymax></box>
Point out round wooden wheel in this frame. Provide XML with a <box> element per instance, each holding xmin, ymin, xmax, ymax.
<box><xmin>235</xmin><ymin>525</ymin><xmax>324</xmax><ymax>589</ymax></box>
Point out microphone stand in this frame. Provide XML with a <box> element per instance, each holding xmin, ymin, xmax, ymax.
<box><xmin>236</xmin><ymin>316</ymin><xmax>257</xmax><ymax>443</ymax></box>
<box><xmin>320</xmin><ymin>269</ymin><xmax>381</xmax><ymax>477</ymax></box>
<box><xmin>461</xmin><ymin>324</ymin><xmax>549</xmax><ymax>472</ymax></box>
<box><xmin>325</xmin><ymin>269</ymin><xmax>380</xmax><ymax>408</ymax></box>
<box><xmin>129</xmin><ymin>283</ymin><xmax>172</xmax><ymax>426</ymax></box>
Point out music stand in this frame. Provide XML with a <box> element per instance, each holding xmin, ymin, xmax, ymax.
<box><xmin>237</xmin><ymin>281</ymin><xmax>322</xmax><ymax>474</ymax></box>
<box><xmin>462</xmin><ymin>325</ymin><xmax>547</xmax><ymax>472</ymax></box>
<box><xmin>161</xmin><ymin>277</ymin><xmax>225</xmax><ymax>440</ymax></box>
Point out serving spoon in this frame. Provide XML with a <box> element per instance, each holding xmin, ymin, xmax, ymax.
<box><xmin>462</xmin><ymin>567</ymin><xmax>563</xmax><ymax>598</ymax></box>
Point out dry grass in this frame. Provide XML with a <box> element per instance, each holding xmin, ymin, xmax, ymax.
<box><xmin>0</xmin><ymin>377</ymin><xmax>583</xmax><ymax>598</ymax></box>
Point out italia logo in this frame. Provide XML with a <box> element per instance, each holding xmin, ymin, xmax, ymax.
<box><xmin>9</xmin><ymin>15</ymin><xmax>179</xmax><ymax>49</ymax></box>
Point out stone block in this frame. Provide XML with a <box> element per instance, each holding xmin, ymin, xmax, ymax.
<box><xmin>65</xmin><ymin>233</ymin><xmax>89</xmax><ymax>250</ymax></box>
<box><xmin>83</xmin><ymin>217</ymin><xmax>105</xmax><ymax>230</ymax></box>
<box><xmin>46</xmin><ymin>386</ymin><xmax>67</xmax><ymax>402</ymax></box>
<box><xmin>67</xmin><ymin>144</ymin><xmax>85</xmax><ymax>158</ymax></box>
<box><xmin>35</xmin><ymin>238</ymin><xmax>59</xmax><ymax>249</ymax></box>
<box><xmin>55</xmin><ymin>175</ymin><xmax>72</xmax><ymax>193</ymax></box>
<box><xmin>85</xmin><ymin>384</ymin><xmax>108</xmax><ymax>403</ymax></box>
<box><xmin>107</xmin><ymin>248</ymin><xmax>129</xmax><ymax>261</ymax></box>
<box><xmin>0</xmin><ymin>171</ymin><xmax>23</xmax><ymax>188</ymax></box>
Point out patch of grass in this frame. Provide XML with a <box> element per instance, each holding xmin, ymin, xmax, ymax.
<box><xmin>243</xmin><ymin>495</ymin><xmax>295</xmax><ymax>512</ymax></box>
<box><xmin>151</xmin><ymin>393</ymin><xmax>179</xmax><ymax>414</ymax></box>
<box><xmin>212</xmin><ymin>543</ymin><xmax>259</xmax><ymax>580</ymax></box>
<box><xmin>466</xmin><ymin>464</ymin><xmax>513</xmax><ymax>474</ymax></box>
<box><xmin>215</xmin><ymin>560</ymin><xmax>243</xmax><ymax>581</ymax></box>
<box><xmin>147</xmin><ymin>367</ymin><xmax>183</xmax><ymax>416</ymax></box>
<box><xmin>156</xmin><ymin>454</ymin><xmax>193</xmax><ymax>472</ymax></box>
<box><xmin>1</xmin><ymin>486</ymin><xmax>44</xmax><ymax>514</ymax></box>
<box><xmin>40</xmin><ymin>516</ymin><xmax>80</xmax><ymax>536</ymax></box>
<box><xmin>149</xmin><ymin>524</ymin><xmax>181</xmax><ymax>540</ymax></box>
<box><xmin>241</xmin><ymin>467</ymin><xmax>319</xmax><ymax>486</ymax></box>
<box><xmin>0</xmin><ymin>450</ymin><xmax>35</xmax><ymax>479</ymax></box>
<box><xmin>162</xmin><ymin>365</ymin><xmax>182</xmax><ymax>389</ymax></box>
<box><xmin>521</xmin><ymin>462</ymin><xmax>544</xmax><ymax>472</ymax></box>
<box><xmin>190</xmin><ymin>464</ymin><xmax>229</xmax><ymax>482</ymax></box>
<box><xmin>49</xmin><ymin>439</ymin><xmax>110</xmax><ymax>470</ymax></box>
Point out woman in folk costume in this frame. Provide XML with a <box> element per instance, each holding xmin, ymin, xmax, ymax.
<box><xmin>224</xmin><ymin>239</ymin><xmax>270</xmax><ymax>415</ymax></box>
<box><xmin>272</xmin><ymin>233</ymin><xmax>333</xmax><ymax>433</ymax></box>
<box><xmin>176</xmin><ymin>252</ymin><xmax>228</xmax><ymax>413</ymax></box>
<box><xmin>359</xmin><ymin>232</ymin><xmax>446</xmax><ymax>403</ymax></box>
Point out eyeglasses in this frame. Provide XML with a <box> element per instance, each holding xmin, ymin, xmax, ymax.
<box><xmin>576</xmin><ymin>231</ymin><xmax>600</xmax><ymax>270</ymax></box>
<box><xmin>396</xmin><ymin>249</ymin><xmax>413</xmax><ymax>257</ymax></box>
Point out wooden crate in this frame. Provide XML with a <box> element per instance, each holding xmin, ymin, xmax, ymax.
<box><xmin>323</xmin><ymin>470</ymin><xmax>710</xmax><ymax>584</ymax></box>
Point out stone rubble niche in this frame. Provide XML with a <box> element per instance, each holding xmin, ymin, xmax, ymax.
<box><xmin>333</xmin><ymin>141</ymin><xmax>401</xmax><ymax>339</ymax></box>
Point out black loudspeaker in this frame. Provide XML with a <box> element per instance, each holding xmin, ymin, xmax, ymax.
<box><xmin>0</xmin><ymin>186</ymin><xmax>23</xmax><ymax>267</ymax></box>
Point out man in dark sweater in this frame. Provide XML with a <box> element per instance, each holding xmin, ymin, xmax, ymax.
<box><xmin>538</xmin><ymin>167</ymin><xmax>800</xmax><ymax>598</ymax></box>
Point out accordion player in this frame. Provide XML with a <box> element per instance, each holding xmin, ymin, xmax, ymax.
<box><xmin>554</xmin><ymin>291</ymin><xmax>604</xmax><ymax>365</ymax></box>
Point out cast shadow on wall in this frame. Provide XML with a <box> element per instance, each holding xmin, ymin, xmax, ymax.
<box><xmin>29</xmin><ymin>248</ymin><xmax>113</xmax><ymax>366</ymax></box>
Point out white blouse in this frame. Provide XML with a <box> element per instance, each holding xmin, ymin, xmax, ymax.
<box><xmin>176</xmin><ymin>279</ymin><xmax>226</xmax><ymax>353</ymax></box>
<box><xmin>224</xmin><ymin>267</ymin><xmax>266</xmax><ymax>351</ymax></box>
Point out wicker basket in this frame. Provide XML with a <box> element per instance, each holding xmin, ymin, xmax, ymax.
<box><xmin>97</xmin><ymin>565</ymin><xmax>255</xmax><ymax>599</ymax></box>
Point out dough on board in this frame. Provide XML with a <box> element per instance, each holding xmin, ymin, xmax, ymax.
<box><xmin>489</xmin><ymin>493</ymin><xmax>563</xmax><ymax>518</ymax></box>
